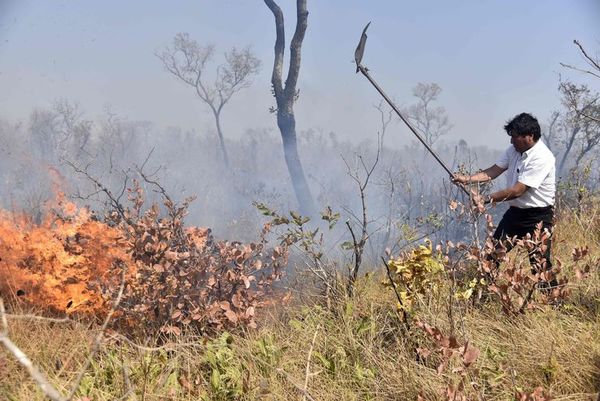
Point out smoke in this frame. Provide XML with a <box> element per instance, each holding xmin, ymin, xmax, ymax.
<box><xmin>0</xmin><ymin>102</ymin><xmax>506</xmax><ymax>264</ymax></box>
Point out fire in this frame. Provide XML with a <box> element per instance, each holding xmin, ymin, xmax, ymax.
<box><xmin>0</xmin><ymin>179</ymin><xmax>280</xmax><ymax>333</ymax></box>
<box><xmin>0</xmin><ymin>195</ymin><xmax>135</xmax><ymax>315</ymax></box>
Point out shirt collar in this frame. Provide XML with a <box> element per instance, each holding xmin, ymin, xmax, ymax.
<box><xmin>522</xmin><ymin>140</ymin><xmax>543</xmax><ymax>157</ymax></box>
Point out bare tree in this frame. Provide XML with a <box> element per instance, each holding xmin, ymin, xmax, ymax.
<box><xmin>157</xmin><ymin>33</ymin><xmax>261</xmax><ymax>168</ymax></box>
<box><xmin>406</xmin><ymin>82</ymin><xmax>452</xmax><ymax>146</ymax></box>
<box><xmin>263</xmin><ymin>0</ymin><xmax>316</xmax><ymax>216</ymax></box>
<box><xmin>343</xmin><ymin>135</ymin><xmax>381</xmax><ymax>296</ymax></box>
<box><xmin>555</xmin><ymin>80</ymin><xmax>600</xmax><ymax>174</ymax></box>
<box><xmin>562</xmin><ymin>40</ymin><xmax>600</xmax><ymax>123</ymax></box>
<box><xmin>29</xmin><ymin>100</ymin><xmax>93</xmax><ymax>163</ymax></box>
<box><xmin>550</xmin><ymin>40</ymin><xmax>600</xmax><ymax>175</ymax></box>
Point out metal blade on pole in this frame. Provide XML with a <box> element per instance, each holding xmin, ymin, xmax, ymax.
<box><xmin>354</xmin><ymin>23</ymin><xmax>470</xmax><ymax>197</ymax></box>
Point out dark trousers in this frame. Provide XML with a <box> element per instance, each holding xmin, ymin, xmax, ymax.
<box><xmin>490</xmin><ymin>206</ymin><xmax>554</xmax><ymax>277</ymax></box>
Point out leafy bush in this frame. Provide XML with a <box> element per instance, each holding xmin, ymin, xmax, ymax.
<box><xmin>107</xmin><ymin>180</ymin><xmax>290</xmax><ymax>335</ymax></box>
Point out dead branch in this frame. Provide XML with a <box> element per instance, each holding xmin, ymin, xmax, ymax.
<box><xmin>276</xmin><ymin>368</ymin><xmax>316</xmax><ymax>401</ymax></box>
<box><xmin>6</xmin><ymin>314</ymin><xmax>74</xmax><ymax>324</ymax></box>
<box><xmin>302</xmin><ymin>325</ymin><xmax>320</xmax><ymax>401</ymax></box>
<box><xmin>0</xmin><ymin>298</ymin><xmax>66</xmax><ymax>401</ymax></box>
<box><xmin>560</xmin><ymin>40</ymin><xmax>600</xmax><ymax>79</ymax></box>
<box><xmin>574</xmin><ymin>40</ymin><xmax>600</xmax><ymax>71</ymax></box>
<box><xmin>560</xmin><ymin>62</ymin><xmax>600</xmax><ymax>80</ymax></box>
<box><xmin>374</xmin><ymin>99</ymin><xmax>393</xmax><ymax>145</ymax></box>
<box><xmin>136</xmin><ymin>165</ymin><xmax>175</xmax><ymax>208</ymax></box>
<box><xmin>65</xmin><ymin>159</ymin><xmax>134</xmax><ymax>227</ymax></box>
<box><xmin>344</xmin><ymin>134</ymin><xmax>381</xmax><ymax>295</ymax></box>
<box><xmin>106</xmin><ymin>332</ymin><xmax>204</xmax><ymax>352</ymax></box>
<box><xmin>0</xmin><ymin>298</ymin><xmax>7</xmax><ymax>332</ymax></box>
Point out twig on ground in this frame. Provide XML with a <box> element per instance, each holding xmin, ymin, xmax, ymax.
<box><xmin>106</xmin><ymin>332</ymin><xmax>203</xmax><ymax>352</ymax></box>
<box><xmin>276</xmin><ymin>368</ymin><xmax>316</xmax><ymax>401</ymax></box>
<box><xmin>6</xmin><ymin>314</ymin><xmax>74</xmax><ymax>324</ymax></box>
<box><xmin>302</xmin><ymin>325</ymin><xmax>320</xmax><ymax>401</ymax></box>
<box><xmin>0</xmin><ymin>298</ymin><xmax>66</xmax><ymax>401</ymax></box>
<box><xmin>0</xmin><ymin>298</ymin><xmax>7</xmax><ymax>332</ymax></box>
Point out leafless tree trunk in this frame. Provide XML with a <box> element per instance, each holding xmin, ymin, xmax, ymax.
<box><xmin>264</xmin><ymin>0</ymin><xmax>316</xmax><ymax>216</ymax></box>
<box><xmin>542</xmin><ymin>111</ymin><xmax>560</xmax><ymax>153</ymax></box>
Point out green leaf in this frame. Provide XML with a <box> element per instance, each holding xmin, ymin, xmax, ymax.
<box><xmin>273</xmin><ymin>216</ymin><xmax>290</xmax><ymax>225</ymax></box>
<box><xmin>253</xmin><ymin>201</ymin><xmax>276</xmax><ymax>217</ymax></box>
<box><xmin>356</xmin><ymin>316</ymin><xmax>372</xmax><ymax>336</ymax></box>
<box><xmin>210</xmin><ymin>368</ymin><xmax>221</xmax><ymax>391</ymax></box>
<box><xmin>289</xmin><ymin>318</ymin><xmax>303</xmax><ymax>331</ymax></box>
<box><xmin>321</xmin><ymin>206</ymin><xmax>340</xmax><ymax>229</ymax></box>
<box><xmin>341</xmin><ymin>241</ymin><xmax>354</xmax><ymax>250</ymax></box>
<box><xmin>289</xmin><ymin>210</ymin><xmax>301</xmax><ymax>221</ymax></box>
<box><xmin>313</xmin><ymin>351</ymin><xmax>335</xmax><ymax>374</ymax></box>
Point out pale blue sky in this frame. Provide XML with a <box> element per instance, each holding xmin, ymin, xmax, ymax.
<box><xmin>1</xmin><ymin>1</ymin><xmax>599</xmax><ymax>150</ymax></box>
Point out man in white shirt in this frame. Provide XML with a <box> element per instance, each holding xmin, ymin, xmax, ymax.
<box><xmin>452</xmin><ymin>113</ymin><xmax>556</xmax><ymax>286</ymax></box>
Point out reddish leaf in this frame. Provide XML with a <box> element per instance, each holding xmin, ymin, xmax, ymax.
<box><xmin>416</xmin><ymin>347</ymin><xmax>432</xmax><ymax>359</ymax></box>
<box><xmin>245</xmin><ymin>306</ymin><xmax>255</xmax><ymax>318</ymax></box>
<box><xmin>161</xmin><ymin>325</ymin><xmax>181</xmax><ymax>336</ymax></box>
<box><xmin>224</xmin><ymin>309</ymin><xmax>238</xmax><ymax>323</ymax></box>
<box><xmin>462</xmin><ymin>342</ymin><xmax>480</xmax><ymax>367</ymax></box>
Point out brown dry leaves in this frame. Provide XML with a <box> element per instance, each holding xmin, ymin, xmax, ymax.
<box><xmin>112</xmin><ymin>180</ymin><xmax>289</xmax><ymax>335</ymax></box>
<box><xmin>416</xmin><ymin>321</ymin><xmax>480</xmax><ymax>401</ymax></box>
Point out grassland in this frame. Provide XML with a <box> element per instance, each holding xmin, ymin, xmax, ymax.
<box><xmin>1</xmin><ymin>203</ymin><xmax>600</xmax><ymax>401</ymax></box>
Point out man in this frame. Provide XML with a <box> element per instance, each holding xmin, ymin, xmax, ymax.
<box><xmin>452</xmin><ymin>113</ymin><xmax>556</xmax><ymax>281</ymax></box>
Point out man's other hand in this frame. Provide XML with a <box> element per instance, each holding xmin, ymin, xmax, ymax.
<box><xmin>451</xmin><ymin>174</ymin><xmax>469</xmax><ymax>185</ymax></box>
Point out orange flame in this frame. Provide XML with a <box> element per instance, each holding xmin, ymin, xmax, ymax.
<box><xmin>0</xmin><ymin>197</ymin><xmax>135</xmax><ymax>315</ymax></box>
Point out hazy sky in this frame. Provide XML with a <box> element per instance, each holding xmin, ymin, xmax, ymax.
<box><xmin>1</xmin><ymin>1</ymin><xmax>599</xmax><ymax>150</ymax></box>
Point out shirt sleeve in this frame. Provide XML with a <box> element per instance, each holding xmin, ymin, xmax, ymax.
<box><xmin>518</xmin><ymin>155</ymin><xmax>553</xmax><ymax>189</ymax></box>
<box><xmin>495</xmin><ymin>147</ymin><xmax>510</xmax><ymax>169</ymax></box>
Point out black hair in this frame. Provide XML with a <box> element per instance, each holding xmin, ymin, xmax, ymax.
<box><xmin>504</xmin><ymin>112</ymin><xmax>541</xmax><ymax>140</ymax></box>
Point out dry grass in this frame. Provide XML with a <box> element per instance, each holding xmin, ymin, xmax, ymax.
<box><xmin>2</xmin><ymin>203</ymin><xmax>600</xmax><ymax>401</ymax></box>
